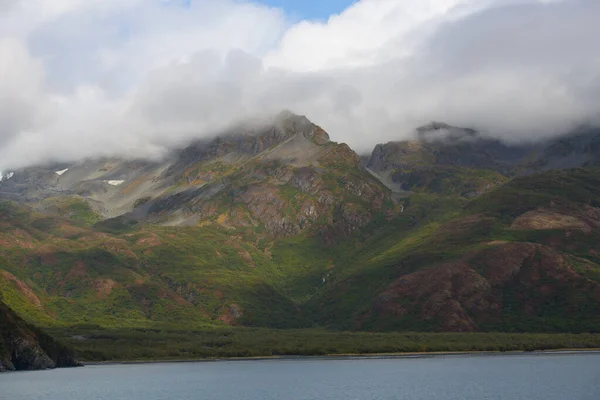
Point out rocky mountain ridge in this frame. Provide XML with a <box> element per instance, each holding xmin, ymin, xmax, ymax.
<box><xmin>0</xmin><ymin>112</ymin><xmax>392</xmax><ymax>238</ymax></box>
<box><xmin>366</xmin><ymin>123</ymin><xmax>600</xmax><ymax>195</ymax></box>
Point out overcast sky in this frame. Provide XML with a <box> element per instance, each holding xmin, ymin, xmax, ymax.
<box><xmin>0</xmin><ymin>0</ymin><xmax>599</xmax><ymax>170</ymax></box>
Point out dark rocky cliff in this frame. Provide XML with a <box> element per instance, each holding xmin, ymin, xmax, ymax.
<box><xmin>0</xmin><ymin>300</ymin><xmax>80</xmax><ymax>372</ymax></box>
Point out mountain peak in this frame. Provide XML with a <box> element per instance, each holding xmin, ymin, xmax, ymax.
<box><xmin>416</xmin><ymin>121</ymin><xmax>453</xmax><ymax>132</ymax></box>
<box><xmin>273</xmin><ymin>111</ymin><xmax>329</xmax><ymax>143</ymax></box>
<box><xmin>416</xmin><ymin>122</ymin><xmax>478</xmax><ymax>142</ymax></box>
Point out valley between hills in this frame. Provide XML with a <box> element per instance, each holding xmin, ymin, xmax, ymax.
<box><xmin>2</xmin><ymin>112</ymin><xmax>600</xmax><ymax>369</ymax></box>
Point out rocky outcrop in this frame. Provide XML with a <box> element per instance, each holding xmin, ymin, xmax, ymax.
<box><xmin>0</xmin><ymin>301</ymin><xmax>80</xmax><ymax>372</ymax></box>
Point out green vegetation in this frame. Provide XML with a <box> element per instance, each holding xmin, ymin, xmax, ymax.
<box><xmin>4</xmin><ymin>168</ymin><xmax>600</xmax><ymax>334</ymax></box>
<box><xmin>467</xmin><ymin>168</ymin><xmax>600</xmax><ymax>219</ymax></box>
<box><xmin>133</xmin><ymin>197</ymin><xmax>152</xmax><ymax>208</ymax></box>
<box><xmin>46</xmin><ymin>326</ymin><xmax>600</xmax><ymax>361</ymax></box>
<box><xmin>391</xmin><ymin>166</ymin><xmax>506</xmax><ymax>197</ymax></box>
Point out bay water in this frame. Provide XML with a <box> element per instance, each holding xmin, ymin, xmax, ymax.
<box><xmin>1</xmin><ymin>353</ymin><xmax>599</xmax><ymax>400</ymax></box>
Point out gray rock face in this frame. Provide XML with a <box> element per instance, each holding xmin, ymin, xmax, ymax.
<box><xmin>168</xmin><ymin>112</ymin><xmax>321</xmax><ymax>176</ymax></box>
<box><xmin>526</xmin><ymin>126</ymin><xmax>600</xmax><ymax>171</ymax></box>
<box><xmin>10</xmin><ymin>337</ymin><xmax>56</xmax><ymax>370</ymax></box>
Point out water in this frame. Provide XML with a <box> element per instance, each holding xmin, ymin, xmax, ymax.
<box><xmin>1</xmin><ymin>353</ymin><xmax>599</xmax><ymax>400</ymax></box>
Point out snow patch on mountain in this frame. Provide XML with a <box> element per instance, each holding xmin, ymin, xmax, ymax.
<box><xmin>55</xmin><ymin>168</ymin><xmax>69</xmax><ymax>176</ymax></box>
<box><xmin>0</xmin><ymin>172</ymin><xmax>14</xmax><ymax>182</ymax></box>
<box><xmin>105</xmin><ymin>180</ymin><xmax>125</xmax><ymax>186</ymax></box>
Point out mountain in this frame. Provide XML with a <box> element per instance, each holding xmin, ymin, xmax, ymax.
<box><xmin>366</xmin><ymin>123</ymin><xmax>528</xmax><ymax>197</ymax></box>
<box><xmin>0</xmin><ymin>299</ymin><xmax>79</xmax><ymax>371</ymax></box>
<box><xmin>523</xmin><ymin>126</ymin><xmax>600</xmax><ymax>172</ymax></box>
<box><xmin>366</xmin><ymin>123</ymin><xmax>600</xmax><ymax>196</ymax></box>
<box><xmin>1</xmin><ymin>113</ymin><xmax>600</xmax><ymax>342</ymax></box>
<box><xmin>0</xmin><ymin>113</ymin><xmax>393</xmax><ymax>331</ymax></box>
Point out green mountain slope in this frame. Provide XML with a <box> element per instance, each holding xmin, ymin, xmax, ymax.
<box><xmin>0</xmin><ymin>200</ymin><xmax>313</xmax><ymax>329</ymax></box>
<box><xmin>5</xmin><ymin>169</ymin><xmax>600</xmax><ymax>334</ymax></box>
<box><xmin>310</xmin><ymin>168</ymin><xmax>600</xmax><ymax>332</ymax></box>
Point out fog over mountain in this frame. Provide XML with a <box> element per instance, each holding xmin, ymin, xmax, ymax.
<box><xmin>0</xmin><ymin>0</ymin><xmax>599</xmax><ymax>171</ymax></box>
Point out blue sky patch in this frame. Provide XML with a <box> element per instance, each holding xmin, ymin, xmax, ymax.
<box><xmin>258</xmin><ymin>0</ymin><xmax>356</xmax><ymax>20</ymax></box>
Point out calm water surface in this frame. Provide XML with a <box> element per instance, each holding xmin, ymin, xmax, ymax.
<box><xmin>1</xmin><ymin>353</ymin><xmax>599</xmax><ymax>400</ymax></box>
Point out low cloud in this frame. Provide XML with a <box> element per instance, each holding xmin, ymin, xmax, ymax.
<box><xmin>0</xmin><ymin>0</ymin><xmax>599</xmax><ymax>170</ymax></box>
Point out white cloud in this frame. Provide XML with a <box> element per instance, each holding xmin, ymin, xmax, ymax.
<box><xmin>264</xmin><ymin>0</ymin><xmax>488</xmax><ymax>71</ymax></box>
<box><xmin>0</xmin><ymin>0</ymin><xmax>17</xmax><ymax>12</ymax></box>
<box><xmin>0</xmin><ymin>37</ymin><xmax>50</xmax><ymax>143</ymax></box>
<box><xmin>0</xmin><ymin>0</ymin><xmax>599</xmax><ymax>170</ymax></box>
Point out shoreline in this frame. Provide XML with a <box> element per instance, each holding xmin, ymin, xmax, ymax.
<box><xmin>82</xmin><ymin>348</ymin><xmax>600</xmax><ymax>366</ymax></box>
